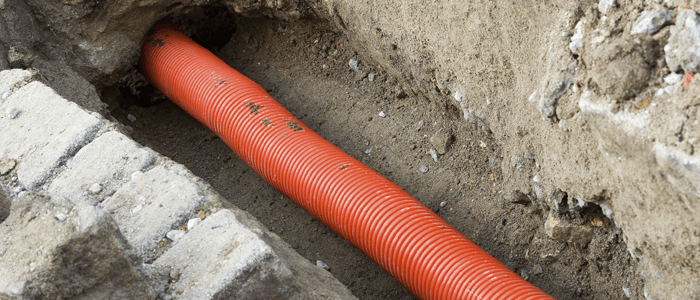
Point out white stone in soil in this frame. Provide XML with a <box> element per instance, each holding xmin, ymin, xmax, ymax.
<box><xmin>598</xmin><ymin>0</ymin><xmax>616</xmax><ymax>14</ymax></box>
<box><xmin>665</xmin><ymin>9</ymin><xmax>700</xmax><ymax>73</ymax></box>
<box><xmin>631</xmin><ymin>8</ymin><xmax>672</xmax><ymax>35</ymax></box>
<box><xmin>570</xmin><ymin>20</ymin><xmax>585</xmax><ymax>55</ymax></box>
<box><xmin>5</xmin><ymin>107</ymin><xmax>19</xmax><ymax>119</ymax></box>
<box><xmin>166</xmin><ymin>230</ymin><xmax>186</xmax><ymax>242</ymax></box>
<box><xmin>348</xmin><ymin>59</ymin><xmax>360</xmax><ymax>72</ymax></box>
<box><xmin>419</xmin><ymin>165</ymin><xmax>429</xmax><ymax>173</ymax></box>
<box><xmin>316</xmin><ymin>260</ymin><xmax>330</xmax><ymax>271</ymax></box>
<box><xmin>187</xmin><ymin>218</ymin><xmax>201</xmax><ymax>231</ymax></box>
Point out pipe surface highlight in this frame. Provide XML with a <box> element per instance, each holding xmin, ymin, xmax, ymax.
<box><xmin>141</xmin><ymin>23</ymin><xmax>555</xmax><ymax>300</ymax></box>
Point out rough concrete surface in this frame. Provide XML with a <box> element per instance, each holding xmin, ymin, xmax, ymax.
<box><xmin>0</xmin><ymin>81</ymin><xmax>103</xmax><ymax>190</ymax></box>
<box><xmin>102</xmin><ymin>163</ymin><xmax>210</xmax><ymax>257</ymax></box>
<box><xmin>48</xmin><ymin>130</ymin><xmax>157</xmax><ymax>206</ymax></box>
<box><xmin>154</xmin><ymin>209</ymin><xmax>356</xmax><ymax>300</ymax></box>
<box><xmin>0</xmin><ymin>193</ymin><xmax>154</xmax><ymax>300</ymax></box>
<box><xmin>1</xmin><ymin>0</ymin><xmax>699</xmax><ymax>299</ymax></box>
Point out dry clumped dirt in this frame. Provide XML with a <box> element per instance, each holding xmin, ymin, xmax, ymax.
<box><xmin>105</xmin><ymin>6</ymin><xmax>643</xmax><ymax>299</ymax></box>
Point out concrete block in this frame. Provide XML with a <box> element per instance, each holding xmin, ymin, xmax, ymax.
<box><xmin>101</xmin><ymin>164</ymin><xmax>208</xmax><ymax>257</ymax></box>
<box><xmin>154</xmin><ymin>209</ymin><xmax>356</xmax><ymax>300</ymax></box>
<box><xmin>0</xmin><ymin>81</ymin><xmax>103</xmax><ymax>190</ymax></box>
<box><xmin>0</xmin><ymin>69</ymin><xmax>32</xmax><ymax>94</ymax></box>
<box><xmin>48</xmin><ymin>131</ymin><xmax>157</xmax><ymax>205</ymax></box>
<box><xmin>0</xmin><ymin>193</ymin><xmax>154</xmax><ymax>299</ymax></box>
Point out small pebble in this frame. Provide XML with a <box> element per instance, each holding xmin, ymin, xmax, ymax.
<box><xmin>1</xmin><ymin>91</ymin><xmax>11</xmax><ymax>100</ymax></box>
<box><xmin>55</xmin><ymin>213</ymin><xmax>68</xmax><ymax>222</ymax></box>
<box><xmin>415</xmin><ymin>120</ymin><xmax>424</xmax><ymax>131</ymax></box>
<box><xmin>6</xmin><ymin>107</ymin><xmax>19</xmax><ymax>119</ymax></box>
<box><xmin>664</xmin><ymin>73</ymin><xmax>682</xmax><ymax>85</ymax></box>
<box><xmin>364</xmin><ymin>148</ymin><xmax>372</xmax><ymax>156</ymax></box>
<box><xmin>131</xmin><ymin>171</ymin><xmax>143</xmax><ymax>180</ymax></box>
<box><xmin>439</xmin><ymin>201</ymin><xmax>448</xmax><ymax>208</ymax></box>
<box><xmin>532</xmin><ymin>264</ymin><xmax>543</xmax><ymax>275</ymax></box>
<box><xmin>88</xmin><ymin>183</ymin><xmax>102</xmax><ymax>194</ymax></box>
<box><xmin>368</xmin><ymin>73</ymin><xmax>376</xmax><ymax>82</ymax></box>
<box><xmin>532</xmin><ymin>175</ymin><xmax>541</xmax><ymax>183</ymax></box>
<box><xmin>166</xmin><ymin>230</ymin><xmax>186</xmax><ymax>242</ymax></box>
<box><xmin>132</xmin><ymin>204</ymin><xmax>143</xmax><ymax>214</ymax></box>
<box><xmin>322</xmin><ymin>64</ymin><xmax>328</xmax><ymax>70</ymax></box>
<box><xmin>187</xmin><ymin>218</ymin><xmax>202</xmax><ymax>231</ymax></box>
<box><xmin>454</xmin><ymin>91</ymin><xmax>463</xmax><ymax>101</ymax></box>
<box><xmin>429</xmin><ymin>148</ymin><xmax>439</xmax><ymax>162</ymax></box>
<box><xmin>127</xmin><ymin>114</ymin><xmax>137</xmax><ymax>122</ymax></box>
<box><xmin>622</xmin><ymin>287</ymin><xmax>631</xmax><ymax>298</ymax></box>
<box><xmin>379</xmin><ymin>111</ymin><xmax>386</xmax><ymax>117</ymax></box>
<box><xmin>316</xmin><ymin>260</ymin><xmax>330</xmax><ymax>271</ymax></box>
<box><xmin>349</xmin><ymin>59</ymin><xmax>360</xmax><ymax>72</ymax></box>
<box><xmin>419</xmin><ymin>165</ymin><xmax>429</xmax><ymax>173</ymax></box>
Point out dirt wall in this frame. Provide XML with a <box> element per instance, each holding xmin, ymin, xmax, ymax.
<box><xmin>1</xmin><ymin>0</ymin><xmax>698</xmax><ymax>298</ymax></box>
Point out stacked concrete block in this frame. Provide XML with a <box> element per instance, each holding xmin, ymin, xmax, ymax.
<box><xmin>0</xmin><ymin>193</ymin><xmax>154</xmax><ymax>299</ymax></box>
<box><xmin>48</xmin><ymin>131</ymin><xmax>157</xmax><ymax>206</ymax></box>
<box><xmin>0</xmin><ymin>81</ymin><xmax>103</xmax><ymax>190</ymax></box>
<box><xmin>101</xmin><ymin>163</ymin><xmax>209</xmax><ymax>257</ymax></box>
<box><xmin>0</xmin><ymin>69</ymin><xmax>356</xmax><ymax>299</ymax></box>
<box><xmin>154</xmin><ymin>209</ymin><xmax>357</xmax><ymax>300</ymax></box>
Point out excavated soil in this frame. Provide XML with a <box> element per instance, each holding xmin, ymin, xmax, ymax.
<box><xmin>106</xmin><ymin>8</ymin><xmax>644</xmax><ymax>299</ymax></box>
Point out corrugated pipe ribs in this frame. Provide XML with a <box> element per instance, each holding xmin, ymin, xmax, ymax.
<box><xmin>141</xmin><ymin>23</ymin><xmax>554</xmax><ymax>300</ymax></box>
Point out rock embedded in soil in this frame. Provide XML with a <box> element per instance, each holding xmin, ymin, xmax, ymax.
<box><xmin>631</xmin><ymin>8</ymin><xmax>672</xmax><ymax>35</ymax></box>
<box><xmin>544</xmin><ymin>214</ymin><xmax>594</xmax><ymax>243</ymax></box>
<box><xmin>316</xmin><ymin>260</ymin><xmax>330</xmax><ymax>271</ymax></box>
<box><xmin>598</xmin><ymin>0</ymin><xmax>616</xmax><ymax>14</ymax></box>
<box><xmin>430</xmin><ymin>129</ymin><xmax>454</xmax><ymax>155</ymax></box>
<box><xmin>665</xmin><ymin>9</ymin><xmax>700</xmax><ymax>73</ymax></box>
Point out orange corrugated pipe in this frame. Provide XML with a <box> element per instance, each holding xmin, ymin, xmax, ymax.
<box><xmin>141</xmin><ymin>23</ymin><xmax>554</xmax><ymax>300</ymax></box>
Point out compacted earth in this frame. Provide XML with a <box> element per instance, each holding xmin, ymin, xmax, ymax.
<box><xmin>105</xmin><ymin>9</ymin><xmax>644</xmax><ymax>299</ymax></box>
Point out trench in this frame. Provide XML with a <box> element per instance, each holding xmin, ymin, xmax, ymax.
<box><xmin>102</xmin><ymin>6</ymin><xmax>643</xmax><ymax>299</ymax></box>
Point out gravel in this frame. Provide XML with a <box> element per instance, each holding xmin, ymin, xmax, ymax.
<box><xmin>349</xmin><ymin>59</ymin><xmax>360</xmax><ymax>72</ymax></box>
<box><xmin>439</xmin><ymin>201</ymin><xmax>447</xmax><ymax>208</ymax></box>
<box><xmin>187</xmin><ymin>218</ymin><xmax>202</xmax><ymax>231</ymax></box>
<box><xmin>316</xmin><ymin>260</ymin><xmax>330</xmax><ymax>271</ymax></box>
<box><xmin>127</xmin><ymin>114</ymin><xmax>137</xmax><ymax>122</ymax></box>
<box><xmin>631</xmin><ymin>8</ymin><xmax>672</xmax><ymax>35</ymax></box>
<box><xmin>598</xmin><ymin>0</ymin><xmax>616</xmax><ymax>14</ymax></box>
<box><xmin>55</xmin><ymin>213</ymin><xmax>68</xmax><ymax>222</ymax></box>
<box><xmin>429</xmin><ymin>149</ymin><xmax>439</xmax><ymax>162</ymax></box>
<box><xmin>5</xmin><ymin>107</ymin><xmax>19</xmax><ymax>119</ymax></box>
<box><xmin>378</xmin><ymin>111</ymin><xmax>385</xmax><ymax>117</ymax></box>
<box><xmin>368</xmin><ymin>73</ymin><xmax>376</xmax><ymax>82</ymax></box>
<box><xmin>418</xmin><ymin>165</ymin><xmax>429</xmax><ymax>173</ymax></box>
<box><xmin>88</xmin><ymin>183</ymin><xmax>102</xmax><ymax>194</ymax></box>
<box><xmin>570</xmin><ymin>20</ymin><xmax>585</xmax><ymax>55</ymax></box>
<box><xmin>665</xmin><ymin>9</ymin><xmax>700</xmax><ymax>73</ymax></box>
<box><xmin>166</xmin><ymin>230</ymin><xmax>186</xmax><ymax>242</ymax></box>
<box><xmin>664</xmin><ymin>72</ymin><xmax>682</xmax><ymax>85</ymax></box>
